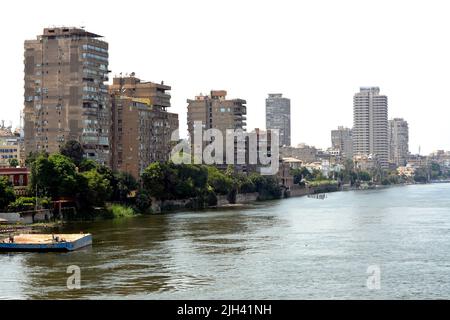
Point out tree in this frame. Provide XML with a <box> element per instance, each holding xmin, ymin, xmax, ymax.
<box><xmin>291</xmin><ymin>167</ymin><xmax>312</xmax><ymax>184</ymax></box>
<box><xmin>135</xmin><ymin>189</ymin><xmax>152</xmax><ymax>214</ymax></box>
<box><xmin>78</xmin><ymin>169</ymin><xmax>112</xmax><ymax>207</ymax></box>
<box><xmin>141</xmin><ymin>162</ymin><xmax>209</xmax><ymax>201</ymax></box>
<box><xmin>141</xmin><ymin>162</ymin><xmax>167</xmax><ymax>200</ymax></box>
<box><xmin>249</xmin><ymin>173</ymin><xmax>282</xmax><ymax>200</ymax></box>
<box><xmin>60</xmin><ymin>140</ymin><xmax>84</xmax><ymax>166</ymax></box>
<box><xmin>112</xmin><ymin>171</ymin><xmax>138</xmax><ymax>202</ymax></box>
<box><xmin>0</xmin><ymin>176</ymin><xmax>15</xmax><ymax>210</ymax></box>
<box><xmin>25</xmin><ymin>151</ymin><xmax>48</xmax><ymax>167</ymax></box>
<box><xmin>78</xmin><ymin>159</ymin><xmax>98</xmax><ymax>172</ymax></box>
<box><xmin>8</xmin><ymin>158</ymin><xmax>19</xmax><ymax>167</ymax></box>
<box><xmin>207</xmin><ymin>166</ymin><xmax>232</xmax><ymax>195</ymax></box>
<box><xmin>357</xmin><ymin>171</ymin><xmax>372</xmax><ymax>182</ymax></box>
<box><xmin>30</xmin><ymin>154</ymin><xmax>78</xmax><ymax>199</ymax></box>
<box><xmin>414</xmin><ymin>167</ymin><xmax>428</xmax><ymax>183</ymax></box>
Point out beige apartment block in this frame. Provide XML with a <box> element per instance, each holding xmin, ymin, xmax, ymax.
<box><xmin>187</xmin><ymin>90</ymin><xmax>247</xmax><ymax>166</ymax></box>
<box><xmin>388</xmin><ymin>118</ymin><xmax>409</xmax><ymax>166</ymax></box>
<box><xmin>109</xmin><ymin>75</ymin><xmax>179</xmax><ymax>179</ymax></box>
<box><xmin>353</xmin><ymin>87</ymin><xmax>389</xmax><ymax>169</ymax></box>
<box><xmin>24</xmin><ymin>27</ymin><xmax>110</xmax><ymax>165</ymax></box>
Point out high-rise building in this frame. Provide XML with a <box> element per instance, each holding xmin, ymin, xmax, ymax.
<box><xmin>109</xmin><ymin>75</ymin><xmax>179</xmax><ymax>179</ymax></box>
<box><xmin>352</xmin><ymin>87</ymin><xmax>389</xmax><ymax>169</ymax></box>
<box><xmin>331</xmin><ymin>126</ymin><xmax>353</xmax><ymax>160</ymax></box>
<box><xmin>265</xmin><ymin>93</ymin><xmax>291</xmax><ymax>146</ymax></box>
<box><xmin>187</xmin><ymin>90</ymin><xmax>247</xmax><ymax>165</ymax></box>
<box><xmin>388</xmin><ymin>118</ymin><xmax>409</xmax><ymax>166</ymax></box>
<box><xmin>24</xmin><ymin>27</ymin><xmax>110</xmax><ymax>165</ymax></box>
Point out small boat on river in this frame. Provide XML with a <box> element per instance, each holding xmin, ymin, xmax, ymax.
<box><xmin>0</xmin><ymin>233</ymin><xmax>92</xmax><ymax>252</ymax></box>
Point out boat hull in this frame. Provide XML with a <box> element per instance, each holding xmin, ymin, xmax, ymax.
<box><xmin>0</xmin><ymin>234</ymin><xmax>92</xmax><ymax>252</ymax></box>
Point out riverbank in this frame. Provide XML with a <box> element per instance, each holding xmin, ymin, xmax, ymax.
<box><xmin>0</xmin><ymin>221</ymin><xmax>62</xmax><ymax>234</ymax></box>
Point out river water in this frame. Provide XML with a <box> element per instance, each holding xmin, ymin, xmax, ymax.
<box><xmin>1</xmin><ymin>183</ymin><xmax>450</xmax><ymax>299</ymax></box>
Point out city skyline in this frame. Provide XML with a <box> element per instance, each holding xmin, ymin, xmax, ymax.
<box><xmin>1</xmin><ymin>0</ymin><xmax>450</xmax><ymax>154</ymax></box>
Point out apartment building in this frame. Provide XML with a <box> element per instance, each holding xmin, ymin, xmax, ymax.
<box><xmin>331</xmin><ymin>126</ymin><xmax>353</xmax><ymax>160</ymax></box>
<box><xmin>388</xmin><ymin>118</ymin><xmax>409</xmax><ymax>166</ymax></box>
<box><xmin>187</xmin><ymin>90</ymin><xmax>247</xmax><ymax>165</ymax></box>
<box><xmin>353</xmin><ymin>87</ymin><xmax>389</xmax><ymax>169</ymax></box>
<box><xmin>109</xmin><ymin>75</ymin><xmax>179</xmax><ymax>178</ymax></box>
<box><xmin>266</xmin><ymin>93</ymin><xmax>291</xmax><ymax>146</ymax></box>
<box><xmin>24</xmin><ymin>27</ymin><xmax>110</xmax><ymax>165</ymax></box>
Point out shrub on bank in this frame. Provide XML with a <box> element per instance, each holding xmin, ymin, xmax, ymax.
<box><xmin>105</xmin><ymin>204</ymin><xmax>136</xmax><ymax>219</ymax></box>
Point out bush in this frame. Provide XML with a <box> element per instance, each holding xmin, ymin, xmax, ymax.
<box><xmin>135</xmin><ymin>189</ymin><xmax>152</xmax><ymax>214</ymax></box>
<box><xmin>7</xmin><ymin>196</ymin><xmax>51</xmax><ymax>212</ymax></box>
<box><xmin>206</xmin><ymin>190</ymin><xmax>218</xmax><ymax>206</ymax></box>
<box><xmin>0</xmin><ymin>177</ymin><xmax>16</xmax><ymax>211</ymax></box>
<box><xmin>105</xmin><ymin>204</ymin><xmax>136</xmax><ymax>219</ymax></box>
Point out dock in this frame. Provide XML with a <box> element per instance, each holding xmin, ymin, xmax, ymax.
<box><xmin>0</xmin><ymin>233</ymin><xmax>92</xmax><ymax>252</ymax></box>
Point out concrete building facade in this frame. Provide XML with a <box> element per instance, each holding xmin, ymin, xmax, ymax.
<box><xmin>352</xmin><ymin>87</ymin><xmax>389</xmax><ymax>169</ymax></box>
<box><xmin>280</xmin><ymin>143</ymin><xmax>317</xmax><ymax>163</ymax></box>
<box><xmin>24</xmin><ymin>27</ymin><xmax>110</xmax><ymax>165</ymax></box>
<box><xmin>187</xmin><ymin>90</ymin><xmax>247</xmax><ymax>165</ymax></box>
<box><xmin>388</xmin><ymin>118</ymin><xmax>409</xmax><ymax>166</ymax></box>
<box><xmin>109</xmin><ymin>75</ymin><xmax>179</xmax><ymax>179</ymax></box>
<box><xmin>265</xmin><ymin>93</ymin><xmax>291</xmax><ymax>147</ymax></box>
<box><xmin>331</xmin><ymin>126</ymin><xmax>353</xmax><ymax>160</ymax></box>
<box><xmin>0</xmin><ymin>126</ymin><xmax>22</xmax><ymax>167</ymax></box>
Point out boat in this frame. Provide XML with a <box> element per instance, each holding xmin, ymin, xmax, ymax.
<box><xmin>307</xmin><ymin>193</ymin><xmax>328</xmax><ymax>200</ymax></box>
<box><xmin>0</xmin><ymin>233</ymin><xmax>92</xmax><ymax>252</ymax></box>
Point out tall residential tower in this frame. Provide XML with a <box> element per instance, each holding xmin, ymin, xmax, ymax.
<box><xmin>388</xmin><ymin>118</ymin><xmax>409</xmax><ymax>166</ymax></box>
<box><xmin>352</xmin><ymin>87</ymin><xmax>389</xmax><ymax>169</ymax></box>
<box><xmin>265</xmin><ymin>93</ymin><xmax>291</xmax><ymax>147</ymax></box>
<box><xmin>24</xmin><ymin>27</ymin><xmax>110</xmax><ymax>165</ymax></box>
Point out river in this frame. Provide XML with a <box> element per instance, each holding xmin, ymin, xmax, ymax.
<box><xmin>1</xmin><ymin>183</ymin><xmax>450</xmax><ymax>299</ymax></box>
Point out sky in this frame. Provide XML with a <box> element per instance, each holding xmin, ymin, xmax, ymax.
<box><xmin>2</xmin><ymin>0</ymin><xmax>450</xmax><ymax>155</ymax></box>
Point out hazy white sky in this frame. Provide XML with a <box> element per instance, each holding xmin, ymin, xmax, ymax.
<box><xmin>2</xmin><ymin>0</ymin><xmax>449</xmax><ymax>154</ymax></box>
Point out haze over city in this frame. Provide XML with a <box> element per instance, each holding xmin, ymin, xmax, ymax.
<box><xmin>2</xmin><ymin>0</ymin><xmax>450</xmax><ymax>154</ymax></box>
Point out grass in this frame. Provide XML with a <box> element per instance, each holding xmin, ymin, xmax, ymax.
<box><xmin>105</xmin><ymin>204</ymin><xmax>137</xmax><ymax>219</ymax></box>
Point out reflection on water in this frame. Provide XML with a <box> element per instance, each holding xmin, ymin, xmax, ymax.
<box><xmin>2</xmin><ymin>184</ymin><xmax>450</xmax><ymax>299</ymax></box>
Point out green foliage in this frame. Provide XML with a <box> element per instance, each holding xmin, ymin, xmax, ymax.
<box><xmin>238</xmin><ymin>176</ymin><xmax>256</xmax><ymax>193</ymax></box>
<box><xmin>206</xmin><ymin>189</ymin><xmax>218</xmax><ymax>206</ymax></box>
<box><xmin>111</xmin><ymin>171</ymin><xmax>138</xmax><ymax>202</ymax></box>
<box><xmin>308</xmin><ymin>179</ymin><xmax>338</xmax><ymax>187</ymax></box>
<box><xmin>60</xmin><ymin>140</ymin><xmax>85</xmax><ymax>166</ymax></box>
<box><xmin>105</xmin><ymin>204</ymin><xmax>136</xmax><ymax>219</ymax></box>
<box><xmin>135</xmin><ymin>189</ymin><xmax>152</xmax><ymax>214</ymax></box>
<box><xmin>0</xmin><ymin>176</ymin><xmax>15</xmax><ymax>210</ymax></box>
<box><xmin>142</xmin><ymin>162</ymin><xmax>208</xmax><ymax>200</ymax></box>
<box><xmin>207</xmin><ymin>166</ymin><xmax>232</xmax><ymax>195</ymax></box>
<box><xmin>30</xmin><ymin>154</ymin><xmax>78</xmax><ymax>199</ymax></box>
<box><xmin>78</xmin><ymin>159</ymin><xmax>98</xmax><ymax>172</ymax></box>
<box><xmin>291</xmin><ymin>167</ymin><xmax>313</xmax><ymax>184</ymax></box>
<box><xmin>7</xmin><ymin>196</ymin><xmax>51</xmax><ymax>212</ymax></box>
<box><xmin>8</xmin><ymin>158</ymin><xmax>19</xmax><ymax>167</ymax></box>
<box><xmin>78</xmin><ymin>169</ymin><xmax>112</xmax><ymax>207</ymax></box>
<box><xmin>357</xmin><ymin>171</ymin><xmax>372</xmax><ymax>182</ymax></box>
<box><xmin>414</xmin><ymin>167</ymin><xmax>428</xmax><ymax>183</ymax></box>
<box><xmin>249</xmin><ymin>173</ymin><xmax>282</xmax><ymax>200</ymax></box>
<box><xmin>25</xmin><ymin>151</ymin><xmax>48</xmax><ymax>167</ymax></box>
